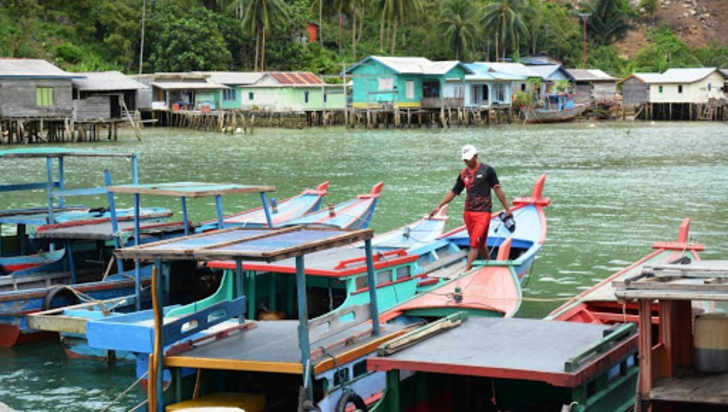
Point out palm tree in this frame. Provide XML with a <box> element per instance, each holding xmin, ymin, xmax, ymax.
<box><xmin>239</xmin><ymin>0</ymin><xmax>290</xmax><ymax>70</ymax></box>
<box><xmin>439</xmin><ymin>0</ymin><xmax>478</xmax><ymax>60</ymax></box>
<box><xmin>481</xmin><ymin>0</ymin><xmax>529</xmax><ymax>61</ymax></box>
<box><xmin>386</xmin><ymin>0</ymin><xmax>423</xmax><ymax>54</ymax></box>
<box><xmin>581</xmin><ymin>0</ymin><xmax>634</xmax><ymax>45</ymax></box>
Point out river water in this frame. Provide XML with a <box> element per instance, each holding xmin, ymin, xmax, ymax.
<box><xmin>1</xmin><ymin>122</ymin><xmax>727</xmax><ymax>410</ymax></box>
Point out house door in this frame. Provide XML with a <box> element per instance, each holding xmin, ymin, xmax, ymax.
<box><xmin>482</xmin><ymin>85</ymin><xmax>489</xmax><ymax>105</ymax></box>
<box><xmin>110</xmin><ymin>95</ymin><xmax>121</xmax><ymax>118</ymax></box>
<box><xmin>472</xmin><ymin>85</ymin><xmax>481</xmax><ymax>106</ymax></box>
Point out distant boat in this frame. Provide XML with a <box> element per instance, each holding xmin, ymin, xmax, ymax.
<box><xmin>523</xmin><ymin>93</ymin><xmax>586</xmax><ymax>123</ymax></box>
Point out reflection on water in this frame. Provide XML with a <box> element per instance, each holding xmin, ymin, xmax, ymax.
<box><xmin>0</xmin><ymin>121</ymin><xmax>727</xmax><ymax>410</ymax></box>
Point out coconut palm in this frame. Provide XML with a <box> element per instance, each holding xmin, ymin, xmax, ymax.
<box><xmin>439</xmin><ymin>0</ymin><xmax>479</xmax><ymax>60</ymax></box>
<box><xmin>581</xmin><ymin>0</ymin><xmax>634</xmax><ymax>45</ymax></box>
<box><xmin>379</xmin><ymin>0</ymin><xmax>423</xmax><ymax>54</ymax></box>
<box><xmin>237</xmin><ymin>0</ymin><xmax>290</xmax><ymax>71</ymax></box>
<box><xmin>481</xmin><ymin>0</ymin><xmax>529</xmax><ymax>61</ymax></box>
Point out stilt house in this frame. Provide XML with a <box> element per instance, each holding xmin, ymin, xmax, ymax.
<box><xmin>134</xmin><ymin>73</ymin><xmax>228</xmax><ymax>111</ymax></box>
<box><xmin>345</xmin><ymin>56</ymin><xmax>471</xmax><ymax>109</ymax></box>
<box><xmin>72</xmin><ymin>71</ymin><xmax>148</xmax><ymax>121</ymax></box>
<box><xmin>196</xmin><ymin>72</ymin><xmax>264</xmax><ymax>110</ymax></box>
<box><xmin>474</xmin><ymin>63</ymin><xmax>540</xmax><ymax>96</ymax></box>
<box><xmin>525</xmin><ymin>64</ymin><xmax>574</xmax><ymax>95</ymax></box>
<box><xmin>566</xmin><ymin>69</ymin><xmax>618</xmax><ymax>105</ymax></box>
<box><xmin>0</xmin><ymin>58</ymin><xmax>79</xmax><ymax>119</ymax></box>
<box><xmin>238</xmin><ymin>72</ymin><xmax>345</xmax><ymax>111</ymax></box>
<box><xmin>461</xmin><ymin>63</ymin><xmax>521</xmax><ymax>108</ymax></box>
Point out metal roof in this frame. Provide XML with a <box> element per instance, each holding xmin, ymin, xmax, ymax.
<box><xmin>72</xmin><ymin>71</ymin><xmax>148</xmax><ymax>91</ymax></box>
<box><xmin>151</xmin><ymin>81</ymin><xmax>228</xmax><ymax>90</ymax></box>
<box><xmin>631</xmin><ymin>72</ymin><xmax>667</xmax><ymax>84</ymax></box>
<box><xmin>463</xmin><ymin>63</ymin><xmax>526</xmax><ymax>81</ymax></box>
<box><xmin>520</xmin><ymin>56</ymin><xmax>562</xmax><ymax>65</ymax></box>
<box><xmin>526</xmin><ymin>64</ymin><xmax>574</xmax><ymax>81</ymax></box>
<box><xmin>661</xmin><ymin>67</ymin><xmax>720</xmax><ymax>83</ymax></box>
<box><xmin>721</xmin><ymin>69</ymin><xmax>728</xmax><ymax>77</ymax></box>
<box><xmin>267</xmin><ymin>72</ymin><xmax>323</xmax><ymax>85</ymax></box>
<box><xmin>566</xmin><ymin>69</ymin><xmax>617</xmax><ymax>82</ymax></box>
<box><xmin>346</xmin><ymin>56</ymin><xmax>468</xmax><ymax>75</ymax></box>
<box><xmin>0</xmin><ymin>58</ymin><xmax>80</xmax><ymax>79</ymax></box>
<box><xmin>475</xmin><ymin>62</ymin><xmax>538</xmax><ymax>78</ymax></box>
<box><xmin>197</xmin><ymin>71</ymin><xmax>265</xmax><ymax>85</ymax></box>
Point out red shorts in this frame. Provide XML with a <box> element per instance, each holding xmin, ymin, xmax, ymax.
<box><xmin>464</xmin><ymin>211</ymin><xmax>491</xmax><ymax>249</ymax></box>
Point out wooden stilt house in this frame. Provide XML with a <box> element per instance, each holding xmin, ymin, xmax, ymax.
<box><xmin>71</xmin><ymin>71</ymin><xmax>148</xmax><ymax>121</ymax></box>
<box><xmin>566</xmin><ymin>69</ymin><xmax>618</xmax><ymax>106</ymax></box>
<box><xmin>0</xmin><ymin>58</ymin><xmax>78</xmax><ymax>120</ymax></box>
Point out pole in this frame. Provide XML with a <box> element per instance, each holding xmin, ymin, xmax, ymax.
<box><xmin>138</xmin><ymin>0</ymin><xmax>146</xmax><ymax>74</ymax></box>
<box><xmin>576</xmin><ymin>13</ymin><xmax>591</xmax><ymax>69</ymax></box>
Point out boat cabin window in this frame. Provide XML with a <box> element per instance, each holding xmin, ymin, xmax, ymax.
<box><xmin>333</xmin><ymin>368</ymin><xmax>350</xmax><ymax>386</ymax></box>
<box><xmin>396</xmin><ymin>265</ymin><xmax>411</xmax><ymax>280</ymax></box>
<box><xmin>377</xmin><ymin>269</ymin><xmax>392</xmax><ymax>285</ymax></box>
<box><xmin>353</xmin><ymin>360</ymin><xmax>367</xmax><ymax>378</ymax></box>
<box><xmin>355</xmin><ymin>275</ymin><xmax>368</xmax><ymax>290</ymax></box>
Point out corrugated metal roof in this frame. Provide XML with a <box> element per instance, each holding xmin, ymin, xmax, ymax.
<box><xmin>521</xmin><ymin>56</ymin><xmax>562</xmax><ymax>65</ymax></box>
<box><xmin>198</xmin><ymin>71</ymin><xmax>265</xmax><ymax>85</ymax></box>
<box><xmin>661</xmin><ymin>67</ymin><xmax>719</xmax><ymax>83</ymax></box>
<box><xmin>464</xmin><ymin>63</ymin><xmax>527</xmax><ymax>80</ymax></box>
<box><xmin>631</xmin><ymin>72</ymin><xmax>666</xmax><ymax>83</ymax></box>
<box><xmin>525</xmin><ymin>64</ymin><xmax>575</xmax><ymax>81</ymax></box>
<box><xmin>720</xmin><ymin>69</ymin><xmax>728</xmax><ymax>77</ymax></box>
<box><xmin>72</xmin><ymin>71</ymin><xmax>148</xmax><ymax>91</ymax></box>
<box><xmin>566</xmin><ymin>69</ymin><xmax>617</xmax><ymax>82</ymax></box>
<box><xmin>151</xmin><ymin>82</ymin><xmax>228</xmax><ymax>90</ymax></box>
<box><xmin>476</xmin><ymin>62</ymin><xmax>538</xmax><ymax>78</ymax></box>
<box><xmin>268</xmin><ymin>71</ymin><xmax>323</xmax><ymax>85</ymax></box>
<box><xmin>0</xmin><ymin>58</ymin><xmax>79</xmax><ymax>79</ymax></box>
<box><xmin>346</xmin><ymin>56</ymin><xmax>467</xmax><ymax>75</ymax></box>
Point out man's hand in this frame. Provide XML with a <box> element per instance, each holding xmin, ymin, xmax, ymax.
<box><xmin>429</xmin><ymin>206</ymin><xmax>440</xmax><ymax>218</ymax></box>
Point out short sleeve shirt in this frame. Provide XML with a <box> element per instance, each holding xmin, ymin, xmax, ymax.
<box><xmin>452</xmin><ymin>163</ymin><xmax>500</xmax><ymax>212</ymax></box>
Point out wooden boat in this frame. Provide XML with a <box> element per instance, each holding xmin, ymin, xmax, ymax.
<box><xmin>366</xmin><ymin>314</ymin><xmax>639</xmax><ymax>412</ymax></box>
<box><xmin>0</xmin><ymin>248</ymin><xmax>66</xmax><ymax>274</ymax></box>
<box><xmin>547</xmin><ymin>218</ymin><xmax>703</xmax><ymax>325</ymax></box>
<box><xmin>523</xmin><ymin>94</ymin><xmax>586</xmax><ymax>124</ymax></box>
<box><xmin>434</xmin><ymin>173</ymin><xmax>550</xmax><ymax>283</ymax></box>
<box><xmin>284</xmin><ymin>182</ymin><xmax>384</xmax><ymax>229</ymax></box>
<box><xmin>197</xmin><ymin>181</ymin><xmax>330</xmax><ymax>231</ymax></box>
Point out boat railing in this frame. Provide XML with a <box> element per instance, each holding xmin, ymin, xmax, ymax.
<box><xmin>162</xmin><ymin>296</ymin><xmax>246</xmax><ymax>348</ymax></box>
<box><xmin>309</xmin><ymin>302</ymin><xmax>371</xmax><ymax>343</ymax></box>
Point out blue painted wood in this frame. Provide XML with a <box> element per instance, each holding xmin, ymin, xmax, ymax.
<box><xmin>180</xmin><ymin>197</ymin><xmax>189</xmax><ymax>236</ymax></box>
<box><xmin>57</xmin><ymin>157</ymin><xmax>64</xmax><ymax>208</ymax></box>
<box><xmin>65</xmin><ymin>240</ymin><xmax>75</xmax><ymax>283</ymax></box>
<box><xmin>215</xmin><ymin>195</ymin><xmax>224</xmax><ymax>229</ymax></box>
<box><xmin>259</xmin><ymin>192</ymin><xmax>274</xmax><ymax>228</ymax></box>
<box><xmin>161</xmin><ymin>296</ymin><xmax>246</xmax><ymax>347</ymax></box>
<box><xmin>46</xmin><ymin>157</ymin><xmax>55</xmax><ymax>225</ymax></box>
<box><xmin>131</xmin><ymin>155</ymin><xmax>139</xmax><ymax>184</ymax></box>
<box><xmin>52</xmin><ymin>187</ymin><xmax>108</xmax><ymax>197</ymax></box>
<box><xmin>104</xmin><ymin>170</ymin><xmax>125</xmax><ymax>277</ymax></box>
<box><xmin>0</xmin><ymin>182</ymin><xmax>59</xmax><ymax>192</ymax></box>
<box><xmin>154</xmin><ymin>258</ymin><xmax>164</xmax><ymax>412</ymax></box>
<box><xmin>365</xmin><ymin>239</ymin><xmax>380</xmax><ymax>336</ymax></box>
<box><xmin>296</xmin><ymin>255</ymin><xmax>313</xmax><ymax>400</ymax></box>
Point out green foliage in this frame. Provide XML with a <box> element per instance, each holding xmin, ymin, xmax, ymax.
<box><xmin>148</xmin><ymin>7</ymin><xmax>233</xmax><ymax>71</ymax></box>
<box><xmin>513</xmin><ymin>90</ymin><xmax>531</xmax><ymax>107</ymax></box>
<box><xmin>632</xmin><ymin>28</ymin><xmax>700</xmax><ymax>72</ymax></box>
<box><xmin>438</xmin><ymin>0</ymin><xmax>479</xmax><ymax>60</ymax></box>
<box><xmin>582</xmin><ymin>0</ymin><xmax>636</xmax><ymax>45</ymax></box>
<box><xmin>555</xmin><ymin>79</ymin><xmax>570</xmax><ymax>92</ymax></box>
<box><xmin>481</xmin><ymin>0</ymin><xmax>529</xmax><ymax>60</ymax></box>
<box><xmin>587</xmin><ymin>45</ymin><xmax>630</xmax><ymax>77</ymax></box>
<box><xmin>693</xmin><ymin>42</ymin><xmax>728</xmax><ymax>68</ymax></box>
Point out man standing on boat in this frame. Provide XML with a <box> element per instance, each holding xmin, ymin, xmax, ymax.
<box><xmin>430</xmin><ymin>144</ymin><xmax>512</xmax><ymax>271</ymax></box>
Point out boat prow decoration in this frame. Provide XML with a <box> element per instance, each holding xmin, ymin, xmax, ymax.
<box><xmin>286</xmin><ymin>182</ymin><xmax>385</xmax><ymax>229</ymax></box>
<box><xmin>356</xmin><ymin>181</ymin><xmax>384</xmax><ymax>199</ymax></box>
<box><xmin>651</xmin><ymin>218</ymin><xmax>704</xmax><ymax>252</ymax></box>
<box><xmin>302</xmin><ymin>181</ymin><xmax>330</xmax><ymax>196</ymax></box>
<box><xmin>512</xmin><ymin>173</ymin><xmax>551</xmax><ymax>207</ymax></box>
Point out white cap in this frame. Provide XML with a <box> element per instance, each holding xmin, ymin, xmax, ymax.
<box><xmin>461</xmin><ymin>144</ymin><xmax>477</xmax><ymax>160</ymax></box>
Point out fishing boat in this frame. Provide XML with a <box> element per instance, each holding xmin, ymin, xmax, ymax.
<box><xmin>366</xmin><ymin>313</ymin><xmax>638</xmax><ymax>412</ymax></box>
<box><xmin>523</xmin><ymin>93</ymin><xmax>586</xmax><ymax>124</ymax></box>
<box><xmin>0</xmin><ymin>248</ymin><xmax>66</xmax><ymax>275</ymax></box>
<box><xmin>430</xmin><ymin>173</ymin><xmax>550</xmax><ymax>285</ymax></box>
<box><xmin>196</xmin><ymin>181</ymin><xmax>330</xmax><ymax>231</ymax></box>
<box><xmin>546</xmin><ymin>218</ymin><xmax>703</xmax><ymax>325</ymax></box>
<box><xmin>284</xmin><ymin>182</ymin><xmax>384</xmax><ymax>229</ymax></box>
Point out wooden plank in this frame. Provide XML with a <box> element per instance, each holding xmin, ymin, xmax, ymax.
<box><xmin>308</xmin><ymin>303</ymin><xmax>371</xmax><ymax>343</ymax></box>
<box><xmin>616</xmin><ymin>289</ymin><xmax>728</xmax><ymax>301</ymax></box>
<box><xmin>613</xmin><ymin>280</ymin><xmax>728</xmax><ymax>293</ymax></box>
<box><xmin>163</xmin><ymin>357</ymin><xmax>303</xmax><ymax>374</ymax></box>
<box><xmin>107</xmin><ymin>182</ymin><xmax>276</xmax><ymax>197</ymax></box>
<box><xmin>649</xmin><ymin>373</ymin><xmax>728</xmax><ymax>404</ymax></box>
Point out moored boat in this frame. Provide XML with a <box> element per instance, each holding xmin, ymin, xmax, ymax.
<box><xmin>523</xmin><ymin>93</ymin><xmax>586</xmax><ymax>124</ymax></box>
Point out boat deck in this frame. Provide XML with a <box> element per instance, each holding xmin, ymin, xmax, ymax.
<box><xmin>165</xmin><ymin>320</ymin><xmax>410</xmax><ymax>375</ymax></box>
<box><xmin>35</xmin><ymin>215</ymin><xmax>180</xmax><ymax>240</ymax></box>
<box><xmin>368</xmin><ymin>317</ymin><xmax>637</xmax><ymax>387</ymax></box>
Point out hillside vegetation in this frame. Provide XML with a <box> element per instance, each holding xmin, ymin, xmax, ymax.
<box><xmin>1</xmin><ymin>0</ymin><xmax>726</xmax><ymax>77</ymax></box>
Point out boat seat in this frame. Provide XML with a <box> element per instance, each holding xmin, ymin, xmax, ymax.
<box><xmin>165</xmin><ymin>392</ymin><xmax>265</xmax><ymax>412</ymax></box>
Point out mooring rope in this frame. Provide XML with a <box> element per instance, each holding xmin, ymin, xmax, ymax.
<box><xmin>99</xmin><ymin>371</ymin><xmax>148</xmax><ymax>412</ymax></box>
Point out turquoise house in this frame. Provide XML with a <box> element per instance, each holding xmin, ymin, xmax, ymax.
<box><xmin>345</xmin><ymin>56</ymin><xmax>472</xmax><ymax>109</ymax></box>
<box><xmin>201</xmin><ymin>72</ymin><xmax>265</xmax><ymax>110</ymax></box>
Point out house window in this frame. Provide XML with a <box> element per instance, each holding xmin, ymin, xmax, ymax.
<box><xmin>708</xmin><ymin>83</ymin><xmax>711</xmax><ymax>92</ymax></box>
<box><xmin>223</xmin><ymin>89</ymin><xmax>236</xmax><ymax>101</ymax></box>
<box><xmin>678</xmin><ymin>85</ymin><xmax>683</xmax><ymax>93</ymax></box>
<box><xmin>406</xmin><ymin>81</ymin><xmax>415</xmax><ymax>99</ymax></box>
<box><xmin>304</xmin><ymin>91</ymin><xmax>310</xmax><ymax>103</ymax></box>
<box><xmin>323</xmin><ymin>92</ymin><xmax>327</xmax><ymax>103</ymax></box>
<box><xmin>248</xmin><ymin>92</ymin><xmax>254</xmax><ymax>101</ymax></box>
<box><xmin>521</xmin><ymin>83</ymin><xmax>526</xmax><ymax>92</ymax></box>
<box><xmin>658</xmin><ymin>85</ymin><xmax>663</xmax><ymax>93</ymax></box>
<box><xmin>378</xmin><ymin>77</ymin><xmax>394</xmax><ymax>91</ymax></box>
<box><xmin>423</xmin><ymin>81</ymin><xmax>440</xmax><ymax>98</ymax></box>
<box><xmin>495</xmin><ymin>84</ymin><xmax>506</xmax><ymax>102</ymax></box>
<box><xmin>36</xmin><ymin>87</ymin><xmax>53</xmax><ymax>107</ymax></box>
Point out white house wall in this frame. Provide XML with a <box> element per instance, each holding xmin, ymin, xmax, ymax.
<box><xmin>463</xmin><ymin>82</ymin><xmax>512</xmax><ymax>107</ymax></box>
<box><xmin>648</xmin><ymin>72</ymin><xmax>726</xmax><ymax>103</ymax></box>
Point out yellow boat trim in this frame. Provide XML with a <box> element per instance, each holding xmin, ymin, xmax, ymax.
<box><xmin>313</xmin><ymin>329</ymin><xmax>412</xmax><ymax>375</ymax></box>
<box><xmin>164</xmin><ymin>357</ymin><xmax>303</xmax><ymax>374</ymax></box>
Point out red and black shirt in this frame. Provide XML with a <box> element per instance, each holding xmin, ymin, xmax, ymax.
<box><xmin>452</xmin><ymin>162</ymin><xmax>500</xmax><ymax>212</ymax></box>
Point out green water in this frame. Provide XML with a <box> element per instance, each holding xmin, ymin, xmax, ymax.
<box><xmin>1</xmin><ymin>122</ymin><xmax>727</xmax><ymax>411</ymax></box>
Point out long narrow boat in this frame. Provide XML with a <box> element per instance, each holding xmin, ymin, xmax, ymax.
<box><xmin>546</xmin><ymin>218</ymin><xmax>703</xmax><ymax>325</ymax></box>
<box><xmin>285</xmin><ymin>182</ymin><xmax>384</xmax><ymax>229</ymax></box>
<box><xmin>0</xmin><ymin>248</ymin><xmax>66</xmax><ymax>275</ymax></box>
<box><xmin>523</xmin><ymin>94</ymin><xmax>587</xmax><ymax>124</ymax></box>
<box><xmin>196</xmin><ymin>181</ymin><xmax>330</xmax><ymax>231</ymax></box>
